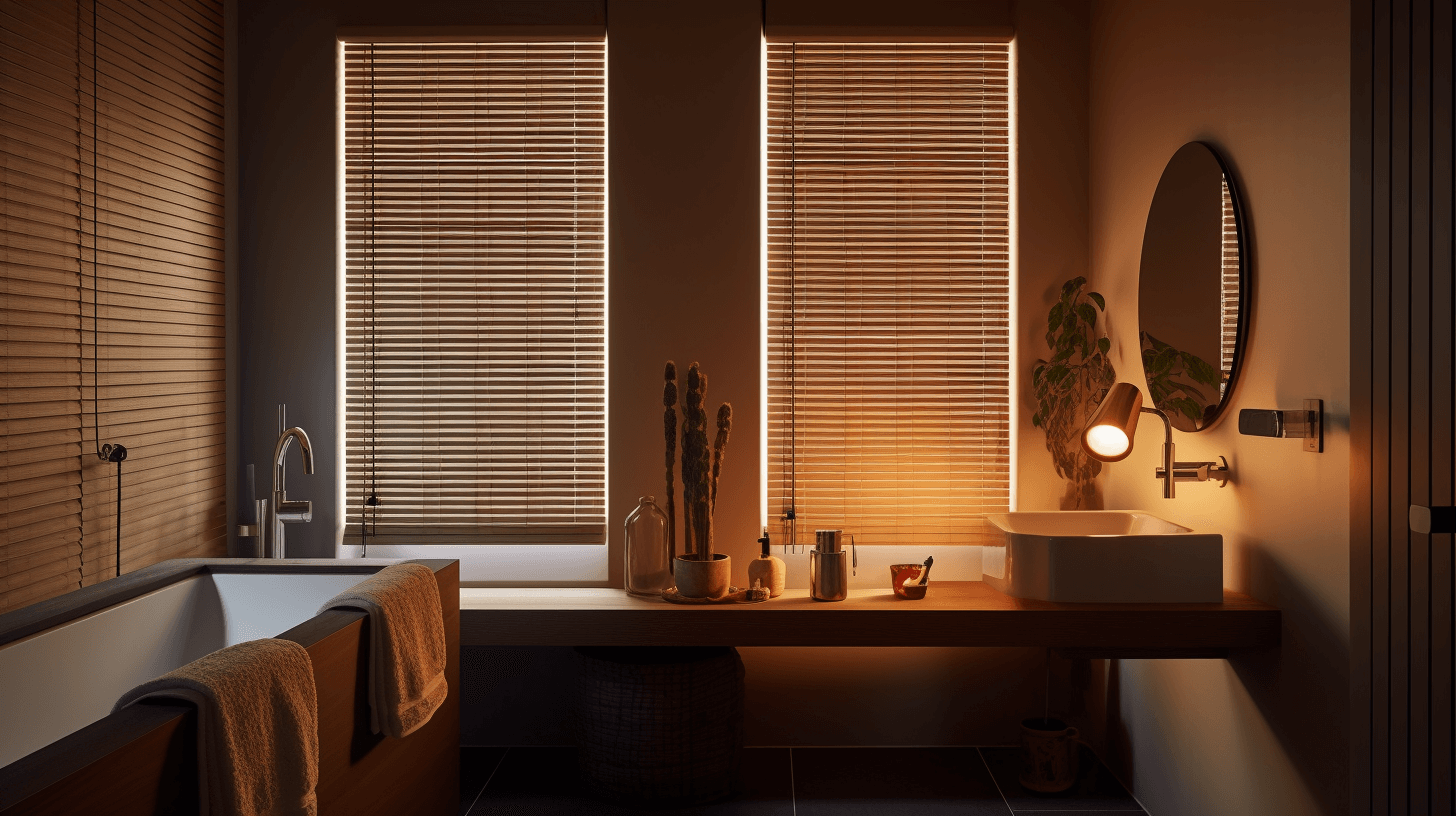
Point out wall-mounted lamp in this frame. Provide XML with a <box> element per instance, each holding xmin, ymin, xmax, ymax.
<box><xmin>1237</xmin><ymin>400</ymin><xmax>1323</xmax><ymax>452</ymax></box>
<box><xmin>1080</xmin><ymin>382</ymin><xmax>1230</xmax><ymax>499</ymax></box>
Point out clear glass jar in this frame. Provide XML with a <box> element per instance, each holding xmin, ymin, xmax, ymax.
<box><xmin>625</xmin><ymin>496</ymin><xmax>673</xmax><ymax>597</ymax></box>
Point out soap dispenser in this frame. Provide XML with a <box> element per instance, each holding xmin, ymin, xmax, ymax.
<box><xmin>747</xmin><ymin>528</ymin><xmax>786</xmax><ymax>598</ymax></box>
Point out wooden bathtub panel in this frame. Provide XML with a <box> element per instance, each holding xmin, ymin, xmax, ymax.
<box><xmin>1</xmin><ymin>559</ymin><xmax>460</xmax><ymax>816</ymax></box>
<box><xmin>0</xmin><ymin>703</ymin><xmax>198</xmax><ymax>815</ymax></box>
<box><xmin>288</xmin><ymin>560</ymin><xmax>461</xmax><ymax>816</ymax></box>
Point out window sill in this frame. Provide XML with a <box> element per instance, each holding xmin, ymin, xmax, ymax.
<box><xmin>335</xmin><ymin>542</ymin><xmax>608</xmax><ymax>585</ymax></box>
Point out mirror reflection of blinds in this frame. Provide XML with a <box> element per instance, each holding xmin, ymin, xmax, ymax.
<box><xmin>342</xmin><ymin>42</ymin><xmax>606</xmax><ymax>545</ymax></box>
<box><xmin>1219</xmin><ymin>177</ymin><xmax>1238</xmax><ymax>389</ymax></box>
<box><xmin>766</xmin><ymin>42</ymin><xmax>1012</xmax><ymax>546</ymax></box>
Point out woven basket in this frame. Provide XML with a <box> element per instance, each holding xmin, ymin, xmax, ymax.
<box><xmin>573</xmin><ymin>647</ymin><xmax>745</xmax><ymax>806</ymax></box>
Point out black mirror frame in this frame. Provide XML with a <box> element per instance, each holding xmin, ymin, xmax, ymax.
<box><xmin>1138</xmin><ymin>140</ymin><xmax>1252</xmax><ymax>432</ymax></box>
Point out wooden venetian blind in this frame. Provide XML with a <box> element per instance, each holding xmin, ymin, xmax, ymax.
<box><xmin>766</xmin><ymin>42</ymin><xmax>1011</xmax><ymax>546</ymax></box>
<box><xmin>343</xmin><ymin>42</ymin><xmax>606</xmax><ymax>545</ymax></box>
<box><xmin>1</xmin><ymin>0</ymin><xmax>226</xmax><ymax>613</ymax></box>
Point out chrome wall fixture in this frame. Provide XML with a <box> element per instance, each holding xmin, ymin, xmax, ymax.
<box><xmin>1237</xmin><ymin>399</ymin><xmax>1324</xmax><ymax>452</ymax></box>
<box><xmin>268</xmin><ymin>405</ymin><xmax>315</xmax><ymax>558</ymax></box>
<box><xmin>1081</xmin><ymin>382</ymin><xmax>1231</xmax><ymax>499</ymax></box>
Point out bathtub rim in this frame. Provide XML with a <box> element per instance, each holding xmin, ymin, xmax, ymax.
<box><xmin>0</xmin><ymin>558</ymin><xmax>450</xmax><ymax>650</ymax></box>
<box><xmin>0</xmin><ymin>558</ymin><xmax>458</xmax><ymax>812</ymax></box>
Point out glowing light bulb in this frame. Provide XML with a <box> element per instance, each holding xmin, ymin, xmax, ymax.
<box><xmin>1084</xmin><ymin>425</ymin><xmax>1130</xmax><ymax>458</ymax></box>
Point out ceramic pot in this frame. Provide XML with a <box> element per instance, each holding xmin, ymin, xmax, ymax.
<box><xmin>1019</xmin><ymin>717</ymin><xmax>1080</xmax><ymax>792</ymax></box>
<box><xmin>673</xmin><ymin>554</ymin><xmax>731</xmax><ymax>599</ymax></box>
<box><xmin>890</xmin><ymin>563</ymin><xmax>928</xmax><ymax>599</ymax></box>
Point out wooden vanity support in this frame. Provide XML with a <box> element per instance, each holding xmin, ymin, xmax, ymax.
<box><xmin>461</xmin><ymin>582</ymin><xmax>1279</xmax><ymax>658</ymax></box>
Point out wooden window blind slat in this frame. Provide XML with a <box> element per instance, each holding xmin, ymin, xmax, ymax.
<box><xmin>343</xmin><ymin>41</ymin><xmax>606</xmax><ymax>545</ymax></box>
<box><xmin>767</xmin><ymin>42</ymin><xmax>1011</xmax><ymax>547</ymax></box>
<box><xmin>1</xmin><ymin>1</ymin><xmax>82</xmax><ymax>610</ymax></box>
<box><xmin>1</xmin><ymin>0</ymin><xmax>225</xmax><ymax>613</ymax></box>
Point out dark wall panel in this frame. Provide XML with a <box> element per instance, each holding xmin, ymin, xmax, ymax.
<box><xmin>1352</xmin><ymin>0</ymin><xmax>1455</xmax><ymax>813</ymax></box>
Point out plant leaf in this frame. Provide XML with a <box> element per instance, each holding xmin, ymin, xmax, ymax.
<box><xmin>1097</xmin><ymin>337</ymin><xmax>1111</xmax><ymax>354</ymax></box>
<box><xmin>1088</xmin><ymin>291</ymin><xmax>1106</xmax><ymax>310</ymax></box>
<box><xmin>1060</xmin><ymin>277</ymin><xmax>1083</xmax><ymax>301</ymax></box>
<box><xmin>1181</xmin><ymin>352</ymin><xmax>1220</xmax><ymax>388</ymax></box>
<box><xmin>1076</xmin><ymin>303</ymin><xmax>1097</xmax><ymax>328</ymax></box>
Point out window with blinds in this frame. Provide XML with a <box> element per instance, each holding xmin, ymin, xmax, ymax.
<box><xmin>343</xmin><ymin>42</ymin><xmax>606</xmax><ymax>546</ymax></box>
<box><xmin>766</xmin><ymin>42</ymin><xmax>1011</xmax><ymax>547</ymax></box>
<box><xmin>1</xmin><ymin>0</ymin><xmax>226</xmax><ymax>613</ymax></box>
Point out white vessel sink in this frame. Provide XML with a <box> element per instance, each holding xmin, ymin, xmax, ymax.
<box><xmin>982</xmin><ymin>512</ymin><xmax>1222</xmax><ymax>603</ymax></box>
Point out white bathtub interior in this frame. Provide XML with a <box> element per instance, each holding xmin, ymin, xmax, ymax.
<box><xmin>0</xmin><ymin>571</ymin><xmax>371</xmax><ymax>768</ymax></box>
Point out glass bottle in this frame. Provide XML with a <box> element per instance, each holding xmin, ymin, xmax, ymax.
<box><xmin>625</xmin><ymin>496</ymin><xmax>672</xmax><ymax>597</ymax></box>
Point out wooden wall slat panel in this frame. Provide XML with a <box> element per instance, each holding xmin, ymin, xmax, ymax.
<box><xmin>1409</xmin><ymin>4</ymin><xmax>1434</xmax><ymax>812</ymax></box>
<box><xmin>1352</xmin><ymin>0</ymin><xmax>1456</xmax><ymax>811</ymax></box>
<box><xmin>1389</xmin><ymin>4</ymin><xmax>1413</xmax><ymax>812</ymax></box>
<box><xmin>1370</xmin><ymin>0</ymin><xmax>1394</xmax><ymax>808</ymax></box>
<box><xmin>1429</xmin><ymin>3</ymin><xmax>1455</xmax><ymax>812</ymax></box>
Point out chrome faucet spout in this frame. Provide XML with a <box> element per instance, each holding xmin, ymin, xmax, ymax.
<box><xmin>268</xmin><ymin>425</ymin><xmax>314</xmax><ymax>558</ymax></box>
<box><xmin>273</xmin><ymin>427</ymin><xmax>315</xmax><ymax>490</ymax></box>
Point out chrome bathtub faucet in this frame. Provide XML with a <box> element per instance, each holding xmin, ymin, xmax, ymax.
<box><xmin>268</xmin><ymin>404</ymin><xmax>314</xmax><ymax>558</ymax></box>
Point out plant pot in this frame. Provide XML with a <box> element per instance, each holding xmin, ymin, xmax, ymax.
<box><xmin>673</xmin><ymin>554</ymin><xmax>731</xmax><ymax>599</ymax></box>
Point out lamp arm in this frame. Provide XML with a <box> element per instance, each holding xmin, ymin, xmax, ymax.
<box><xmin>1140</xmin><ymin>406</ymin><xmax>1175</xmax><ymax>498</ymax></box>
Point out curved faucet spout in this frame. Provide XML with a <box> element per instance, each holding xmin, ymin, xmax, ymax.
<box><xmin>268</xmin><ymin>425</ymin><xmax>314</xmax><ymax>558</ymax></box>
<box><xmin>273</xmin><ymin>427</ymin><xmax>315</xmax><ymax>490</ymax></box>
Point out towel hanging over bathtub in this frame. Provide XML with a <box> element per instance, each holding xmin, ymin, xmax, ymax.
<box><xmin>114</xmin><ymin>638</ymin><xmax>319</xmax><ymax>816</ymax></box>
<box><xmin>320</xmin><ymin>562</ymin><xmax>447</xmax><ymax>738</ymax></box>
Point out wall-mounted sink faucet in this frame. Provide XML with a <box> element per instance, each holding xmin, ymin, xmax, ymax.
<box><xmin>1080</xmin><ymin>382</ymin><xmax>1229</xmax><ymax>499</ymax></box>
<box><xmin>268</xmin><ymin>405</ymin><xmax>314</xmax><ymax>558</ymax></box>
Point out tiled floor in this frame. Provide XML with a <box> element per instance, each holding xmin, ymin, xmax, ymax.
<box><xmin>460</xmin><ymin>745</ymin><xmax>1146</xmax><ymax>815</ymax></box>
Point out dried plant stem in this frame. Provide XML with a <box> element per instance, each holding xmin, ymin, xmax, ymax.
<box><xmin>663</xmin><ymin>362</ymin><xmax>678</xmax><ymax>561</ymax></box>
<box><xmin>681</xmin><ymin>364</ymin><xmax>712</xmax><ymax>560</ymax></box>
<box><xmin>711</xmin><ymin>403</ymin><xmax>732</xmax><ymax>515</ymax></box>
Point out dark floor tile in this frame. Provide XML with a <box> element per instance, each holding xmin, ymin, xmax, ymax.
<box><xmin>980</xmin><ymin>746</ymin><xmax>1143</xmax><ymax>812</ymax></box>
<box><xmin>791</xmin><ymin>747</ymin><xmax>1010</xmax><ymax>816</ymax></box>
<box><xmin>460</xmin><ymin>747</ymin><xmax>508</xmax><ymax>816</ymax></box>
<box><xmin>468</xmin><ymin>747</ymin><xmax>794</xmax><ymax>816</ymax></box>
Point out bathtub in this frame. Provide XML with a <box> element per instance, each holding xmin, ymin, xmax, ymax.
<box><xmin>0</xmin><ymin>559</ymin><xmax>459</xmax><ymax>816</ymax></box>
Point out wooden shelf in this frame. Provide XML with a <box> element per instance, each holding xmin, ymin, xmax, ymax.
<box><xmin>460</xmin><ymin>581</ymin><xmax>1280</xmax><ymax>658</ymax></box>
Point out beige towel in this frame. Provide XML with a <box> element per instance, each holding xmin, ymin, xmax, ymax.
<box><xmin>114</xmin><ymin>638</ymin><xmax>319</xmax><ymax>816</ymax></box>
<box><xmin>320</xmin><ymin>563</ymin><xmax>447</xmax><ymax>738</ymax></box>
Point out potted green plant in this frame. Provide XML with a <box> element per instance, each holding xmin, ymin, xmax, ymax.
<box><xmin>1031</xmin><ymin>277</ymin><xmax>1117</xmax><ymax>509</ymax></box>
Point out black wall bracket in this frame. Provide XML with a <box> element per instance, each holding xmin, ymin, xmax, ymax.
<box><xmin>1410</xmin><ymin>505</ymin><xmax>1456</xmax><ymax>535</ymax></box>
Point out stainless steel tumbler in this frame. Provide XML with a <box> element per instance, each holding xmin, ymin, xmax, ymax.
<box><xmin>809</xmin><ymin>529</ymin><xmax>856</xmax><ymax>601</ymax></box>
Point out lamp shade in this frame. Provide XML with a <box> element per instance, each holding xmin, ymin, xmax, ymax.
<box><xmin>1081</xmin><ymin>382</ymin><xmax>1144</xmax><ymax>462</ymax></box>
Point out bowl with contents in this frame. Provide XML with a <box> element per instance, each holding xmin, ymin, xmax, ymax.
<box><xmin>890</xmin><ymin>556</ymin><xmax>933</xmax><ymax>599</ymax></box>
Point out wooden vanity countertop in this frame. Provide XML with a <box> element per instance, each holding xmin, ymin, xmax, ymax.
<box><xmin>460</xmin><ymin>582</ymin><xmax>1279</xmax><ymax>658</ymax></box>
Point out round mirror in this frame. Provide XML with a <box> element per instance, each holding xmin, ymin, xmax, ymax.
<box><xmin>1138</xmin><ymin>141</ymin><xmax>1247</xmax><ymax>432</ymax></box>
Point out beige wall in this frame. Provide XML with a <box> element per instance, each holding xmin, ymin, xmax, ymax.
<box><xmin>1087</xmin><ymin>2</ymin><xmax>1351</xmax><ymax>814</ymax></box>
<box><xmin>1014</xmin><ymin>0</ymin><xmax>1095</xmax><ymax>512</ymax></box>
<box><xmin>606</xmin><ymin>0</ymin><xmax>763</xmax><ymax>587</ymax></box>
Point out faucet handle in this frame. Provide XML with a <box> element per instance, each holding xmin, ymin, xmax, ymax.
<box><xmin>277</xmin><ymin>499</ymin><xmax>312</xmax><ymax>522</ymax></box>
